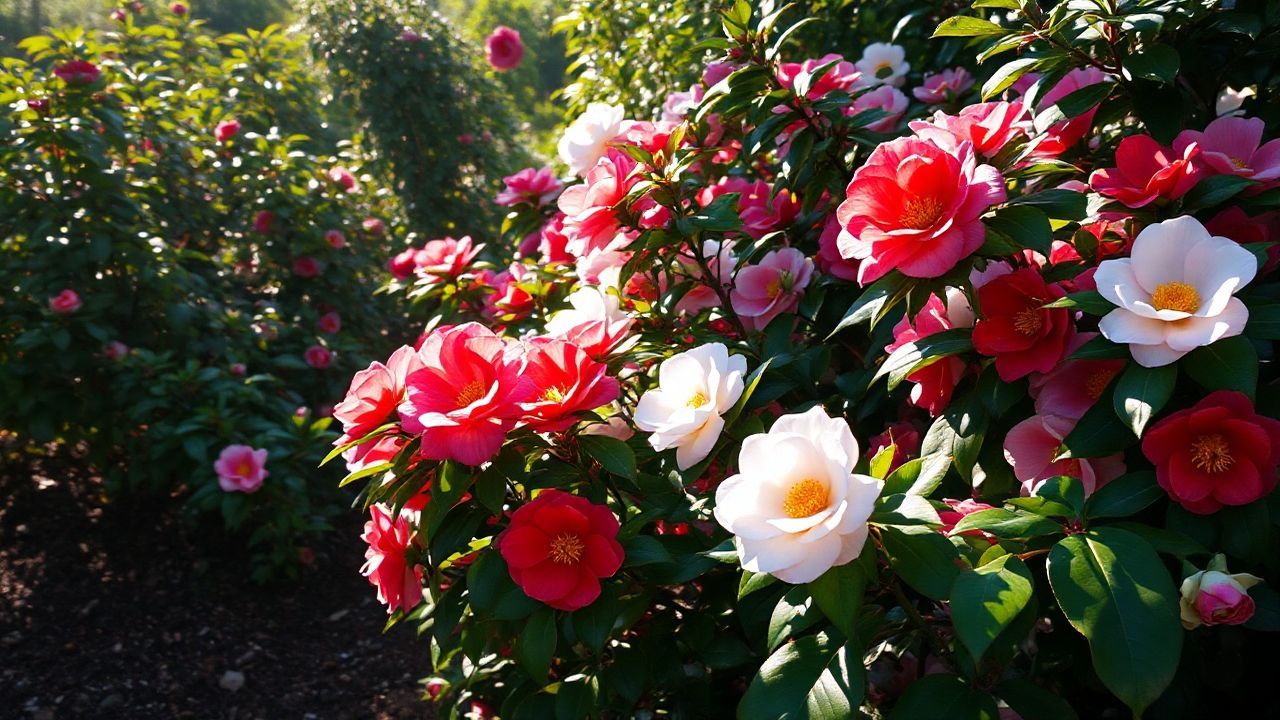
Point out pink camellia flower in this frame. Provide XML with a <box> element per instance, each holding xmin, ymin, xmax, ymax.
<box><xmin>253</xmin><ymin>210</ymin><xmax>275</xmax><ymax>234</ymax></box>
<box><xmin>1028</xmin><ymin>332</ymin><xmax>1124</xmax><ymax>424</ymax></box>
<box><xmin>318</xmin><ymin>311</ymin><xmax>341</xmax><ymax>334</ymax></box>
<box><xmin>1174</xmin><ymin>115</ymin><xmax>1280</xmax><ymax>183</ymax></box>
<box><xmin>111</xmin><ymin>8</ymin><xmax>127</xmax><ymax>21</ymax></box>
<box><xmin>361</xmin><ymin>503</ymin><xmax>424</xmax><ymax>614</ymax></box>
<box><xmin>886</xmin><ymin>293</ymin><xmax>968</xmax><ymax>416</ymax></box>
<box><xmin>737</xmin><ymin>180</ymin><xmax>800</xmax><ymax>240</ymax></box>
<box><xmin>661</xmin><ymin>84</ymin><xmax>704</xmax><ymax>122</ymax></box>
<box><xmin>215</xmin><ymin>118</ymin><xmax>240</xmax><ymax>142</ymax></box>
<box><xmin>544</xmin><ymin>286</ymin><xmax>635</xmax><ymax>360</ymax></box>
<box><xmin>730</xmin><ymin>247</ymin><xmax>814</xmax><ymax>331</ymax></box>
<box><xmin>938</xmin><ymin>498</ymin><xmax>997</xmax><ymax>540</ymax></box>
<box><xmin>213</xmin><ymin>445</ymin><xmax>269</xmax><ymax>493</ymax></box>
<box><xmin>908</xmin><ymin>102</ymin><xmax>1031</xmax><ymax>159</ymax></box>
<box><xmin>1089</xmin><ymin>134</ymin><xmax>1206</xmax><ymax>208</ymax></box>
<box><xmin>483</xmin><ymin>264</ymin><xmax>536</xmax><ymax>322</ymax></box>
<box><xmin>292</xmin><ymin>256</ymin><xmax>321</xmax><ymax>278</ymax></box>
<box><xmin>400</xmin><ymin>29</ymin><xmax>421</xmax><ymax>42</ymax></box>
<box><xmin>333</xmin><ymin>345</ymin><xmax>424</xmax><ymax>470</ymax></box>
<box><xmin>304</xmin><ymin>344</ymin><xmax>332</xmax><ymax>369</ymax></box>
<box><xmin>325</xmin><ymin>229</ymin><xmax>347</xmax><ymax>249</ymax></box>
<box><xmin>617</xmin><ymin>119</ymin><xmax>681</xmax><ymax>155</ymax></box>
<box><xmin>54</xmin><ymin>59</ymin><xmax>101</xmax><ymax>86</ymax></box>
<box><xmin>538</xmin><ymin>214</ymin><xmax>573</xmax><ymax>264</ymax></box>
<box><xmin>837</xmin><ymin>137</ymin><xmax>1006</xmax><ymax>283</ymax></box>
<box><xmin>913</xmin><ymin>67</ymin><xmax>975</xmax><ymax>104</ymax></box>
<box><xmin>1179</xmin><ymin>555</ymin><xmax>1263</xmax><ymax>630</ymax></box>
<box><xmin>170</xmin><ymin>2</ymin><xmax>187</xmax><ymax>15</ymax></box>
<box><xmin>777</xmin><ymin>53</ymin><xmax>860</xmax><ymax>100</ymax></box>
<box><xmin>48</xmin><ymin>289</ymin><xmax>82</xmax><ymax>314</ymax></box>
<box><xmin>703</xmin><ymin>60</ymin><xmax>738</xmax><ymax>87</ymax></box>
<box><xmin>1030</xmin><ymin>67</ymin><xmax>1109</xmax><ymax>157</ymax></box>
<box><xmin>415</xmin><ymin>236</ymin><xmax>482</xmax><ymax>284</ymax></box>
<box><xmin>485</xmin><ymin>26</ymin><xmax>524</xmax><ymax>71</ymax></box>
<box><xmin>104</xmin><ymin>341</ymin><xmax>129</xmax><ymax>361</ymax></box>
<box><xmin>867</xmin><ymin>422</ymin><xmax>921</xmax><ymax>474</ymax></box>
<box><xmin>851</xmin><ymin>85</ymin><xmax>908</xmax><ymax>133</ymax></box>
<box><xmin>1004</xmin><ymin>414</ymin><xmax>1125</xmax><ymax>496</ymax></box>
<box><xmin>397</xmin><ymin>323</ymin><xmax>533</xmax><ymax>466</ymax></box>
<box><xmin>518</xmin><ymin>339</ymin><xmax>620</xmax><ymax>432</ymax></box>
<box><xmin>362</xmin><ymin>217</ymin><xmax>386</xmax><ymax>235</ymax></box>
<box><xmin>328</xmin><ymin>167</ymin><xmax>358</xmax><ymax>192</ymax></box>
<box><xmin>230</xmin><ymin>363</ymin><xmax>247</xmax><ymax>377</ymax></box>
<box><xmin>676</xmin><ymin>239</ymin><xmax>737</xmax><ymax>314</ymax></box>
<box><xmin>388</xmin><ymin>248</ymin><xmax>417</xmax><ymax>280</ymax></box>
<box><xmin>497</xmin><ymin>167</ymin><xmax>563</xmax><ymax>207</ymax></box>
<box><xmin>816</xmin><ymin>215</ymin><xmax>860</xmax><ymax>282</ymax></box>
<box><xmin>557</xmin><ymin>149</ymin><xmax>639</xmax><ymax>258</ymax></box>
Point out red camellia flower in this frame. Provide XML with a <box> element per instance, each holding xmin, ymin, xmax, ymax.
<box><xmin>836</xmin><ymin>137</ymin><xmax>1006</xmax><ymax>283</ymax></box>
<box><xmin>318</xmin><ymin>311</ymin><xmax>341</xmax><ymax>334</ymax></box>
<box><xmin>1088</xmin><ymin>134</ymin><xmax>1206</xmax><ymax>208</ymax></box>
<box><xmin>398</xmin><ymin>323</ymin><xmax>532</xmax><ymax>466</ymax></box>
<box><xmin>886</xmin><ymin>294</ymin><xmax>968</xmax><ymax>415</ymax></box>
<box><xmin>253</xmin><ymin>210</ymin><xmax>275</xmax><ymax>234</ymax></box>
<box><xmin>972</xmin><ymin>268</ymin><xmax>1074</xmax><ymax>381</ymax></box>
<box><xmin>518</xmin><ymin>339</ymin><xmax>620</xmax><ymax>432</ymax></box>
<box><xmin>498</xmin><ymin>489</ymin><xmax>624</xmax><ymax>611</ymax></box>
<box><xmin>1142</xmin><ymin>391</ymin><xmax>1280</xmax><ymax>514</ymax></box>
<box><xmin>292</xmin><ymin>256</ymin><xmax>321</xmax><ymax>278</ymax></box>
<box><xmin>215</xmin><ymin>118</ymin><xmax>241</xmax><ymax>142</ymax></box>
<box><xmin>325</xmin><ymin>229</ymin><xmax>347</xmax><ymax>249</ymax></box>
<box><xmin>333</xmin><ymin>345</ymin><xmax>424</xmax><ymax>470</ymax></box>
<box><xmin>485</xmin><ymin>26</ymin><xmax>525</xmax><ymax>71</ymax></box>
<box><xmin>361</xmin><ymin>501</ymin><xmax>425</xmax><ymax>614</ymax></box>
<box><xmin>304</xmin><ymin>344</ymin><xmax>333</xmax><ymax>369</ymax></box>
<box><xmin>48</xmin><ymin>288</ymin><xmax>83</xmax><ymax>314</ymax></box>
<box><xmin>54</xmin><ymin>59</ymin><xmax>101</xmax><ymax>86</ymax></box>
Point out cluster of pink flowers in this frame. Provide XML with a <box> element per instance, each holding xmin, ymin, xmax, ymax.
<box><xmin>388</xmin><ymin>236</ymin><xmax>483</xmax><ymax>283</ymax></box>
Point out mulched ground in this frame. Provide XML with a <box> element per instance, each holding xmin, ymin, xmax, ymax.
<box><xmin>0</xmin><ymin>442</ymin><xmax>433</xmax><ymax>720</ymax></box>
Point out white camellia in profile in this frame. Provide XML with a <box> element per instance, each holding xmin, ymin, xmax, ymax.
<box><xmin>713</xmin><ymin>406</ymin><xmax>883</xmax><ymax>584</ymax></box>
<box><xmin>1095</xmin><ymin>215</ymin><xmax>1257</xmax><ymax>367</ymax></box>
<box><xmin>633</xmin><ymin>343</ymin><xmax>747</xmax><ymax>470</ymax></box>
<box><xmin>557</xmin><ymin>102</ymin><xmax>626</xmax><ymax>177</ymax></box>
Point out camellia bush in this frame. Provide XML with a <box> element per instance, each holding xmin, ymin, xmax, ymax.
<box><xmin>0</xmin><ymin>6</ymin><xmax>410</xmax><ymax>575</ymax></box>
<box><xmin>330</xmin><ymin>0</ymin><xmax>1280</xmax><ymax>716</ymax></box>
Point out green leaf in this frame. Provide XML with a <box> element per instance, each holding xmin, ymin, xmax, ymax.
<box><xmin>1042</xmin><ymin>290</ymin><xmax>1114</xmax><ymax>315</ymax></box>
<box><xmin>739</xmin><ymin>570</ymin><xmax>778</xmax><ymax>599</ymax></box>
<box><xmin>808</xmin><ymin>563</ymin><xmax>866</xmax><ymax>639</ymax></box>
<box><xmin>1124</xmin><ymin>44</ymin><xmax>1179</xmax><ymax>84</ymax></box>
<box><xmin>880</xmin><ymin>525</ymin><xmax>963</xmax><ymax>601</ymax></box>
<box><xmin>571</xmin><ymin>587</ymin><xmax>618</xmax><ymax>653</ymax></box>
<box><xmin>768</xmin><ymin>586</ymin><xmax>822</xmax><ymax>651</ymax></box>
<box><xmin>950</xmin><ymin>508</ymin><xmax>1063</xmax><ymax>539</ymax></box>
<box><xmin>933</xmin><ymin>15</ymin><xmax>1007</xmax><ymax>37</ymax></box>
<box><xmin>1182</xmin><ymin>336</ymin><xmax>1258</xmax><ymax>399</ymax></box>
<box><xmin>877</xmin><ymin>329</ymin><xmax>974</xmax><ymax>391</ymax></box>
<box><xmin>1085</xmin><ymin>471</ymin><xmax>1162</xmax><ymax>520</ymax></box>
<box><xmin>1246</xmin><ymin>304</ymin><xmax>1280</xmax><ymax>340</ymax></box>
<box><xmin>1057</xmin><ymin>387</ymin><xmax>1134</xmax><ymax>460</ymax></box>
<box><xmin>579</xmin><ymin>435</ymin><xmax>637</xmax><ymax>480</ymax></box>
<box><xmin>950</xmin><ymin>555</ymin><xmax>1034</xmax><ymax>661</ymax></box>
<box><xmin>555</xmin><ymin>675</ymin><xmax>598</xmax><ymax>720</ymax></box>
<box><xmin>620</xmin><ymin>535</ymin><xmax>672</xmax><ymax>567</ymax></box>
<box><xmin>1112</xmin><ymin>363</ymin><xmax>1176</xmax><ymax>437</ymax></box>
<box><xmin>868</xmin><ymin>443</ymin><xmax>897</xmax><ymax>480</ymax></box>
<box><xmin>1070</xmin><ymin>334</ymin><xmax>1129</xmax><ymax>360</ymax></box>
<box><xmin>1182</xmin><ymin>174</ymin><xmax>1255</xmax><ymax>209</ymax></box>
<box><xmin>516</xmin><ymin>606</ymin><xmax>557</xmax><ymax>681</ymax></box>
<box><xmin>872</xmin><ymin>493</ymin><xmax>942</xmax><ymax>526</ymax></box>
<box><xmin>1047</xmin><ymin>527</ymin><xmax>1182</xmax><ymax>717</ymax></box>
<box><xmin>986</xmin><ymin>205</ymin><xmax>1054</xmax><ymax>256</ymax></box>
<box><xmin>738</xmin><ymin>632</ymin><xmax>864</xmax><ymax>720</ymax></box>
<box><xmin>830</xmin><ymin>272</ymin><xmax>910</xmax><ymax>335</ymax></box>
<box><xmin>1006</xmin><ymin>188</ymin><xmax>1087</xmax><ymax>221</ymax></box>
<box><xmin>982</xmin><ymin>57</ymin><xmax>1042</xmax><ymax>100</ymax></box>
<box><xmin>890</xmin><ymin>674</ymin><xmax>999</xmax><ymax>719</ymax></box>
<box><xmin>997</xmin><ymin>679</ymin><xmax>1079</xmax><ymax>720</ymax></box>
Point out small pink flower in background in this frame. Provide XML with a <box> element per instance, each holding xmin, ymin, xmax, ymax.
<box><xmin>1179</xmin><ymin>555</ymin><xmax>1263</xmax><ymax>630</ymax></box>
<box><xmin>518</xmin><ymin>338</ymin><xmax>620</xmax><ymax>432</ymax></box>
<box><xmin>325</xmin><ymin>229</ymin><xmax>347</xmax><ymax>249</ymax></box>
<box><xmin>851</xmin><ymin>85</ymin><xmax>908</xmax><ymax>133</ymax></box>
<box><xmin>730</xmin><ymin>247</ymin><xmax>814</xmax><ymax>331</ymax></box>
<box><xmin>170</xmin><ymin>2</ymin><xmax>186</xmax><ymax>15</ymax></box>
<box><xmin>913</xmin><ymin>67</ymin><xmax>974</xmax><ymax>104</ymax></box>
<box><xmin>104</xmin><ymin>341</ymin><xmax>129</xmax><ymax>361</ymax></box>
<box><xmin>676</xmin><ymin>239</ymin><xmax>737</xmax><ymax>314</ymax></box>
<box><xmin>415</xmin><ymin>236</ymin><xmax>482</xmax><ymax>284</ymax></box>
<box><xmin>777</xmin><ymin>53</ymin><xmax>860</xmax><ymax>100</ymax></box>
<box><xmin>661</xmin><ymin>85</ymin><xmax>704</xmax><ymax>122</ymax></box>
<box><xmin>496</xmin><ymin>167</ymin><xmax>563</xmax><ymax>207</ymax></box>
<box><xmin>617</xmin><ymin>119</ymin><xmax>680</xmax><ymax>155</ymax></box>
<box><xmin>230</xmin><ymin>363</ymin><xmax>247</xmax><ymax>376</ymax></box>
<box><xmin>252</xmin><ymin>210</ymin><xmax>275</xmax><ymax>234</ymax></box>
<box><xmin>215</xmin><ymin>118</ymin><xmax>241</xmax><ymax>142</ymax></box>
<box><xmin>1174</xmin><ymin>115</ymin><xmax>1280</xmax><ymax>183</ymax></box>
<box><xmin>1003</xmin><ymin>414</ymin><xmax>1125</xmax><ymax>496</ymax></box>
<box><xmin>318</xmin><ymin>311</ymin><xmax>342</xmax><ymax>334</ymax></box>
<box><xmin>54</xmin><ymin>59</ymin><xmax>101</xmax><ymax>86</ymax></box>
<box><xmin>886</xmin><ymin>294</ymin><xmax>968</xmax><ymax>416</ymax></box>
<box><xmin>362</xmin><ymin>503</ymin><xmax>424</xmax><ymax>614</ymax></box>
<box><xmin>558</xmin><ymin>149</ymin><xmax>639</xmax><ymax>257</ymax></box>
<box><xmin>49</xmin><ymin>289</ymin><xmax>82</xmax><ymax>314</ymax></box>
<box><xmin>697</xmin><ymin>177</ymin><xmax>799</xmax><ymax>240</ymax></box>
<box><xmin>328</xmin><ymin>167</ymin><xmax>358</xmax><ymax>192</ymax></box>
<box><xmin>362</xmin><ymin>217</ymin><xmax>386</xmax><ymax>235</ymax></box>
<box><xmin>1089</xmin><ymin>134</ymin><xmax>1205</xmax><ymax>208</ymax></box>
<box><xmin>111</xmin><ymin>8</ymin><xmax>127</xmax><ymax>21</ymax></box>
<box><xmin>938</xmin><ymin>498</ymin><xmax>997</xmax><ymax>540</ymax></box>
<box><xmin>400</xmin><ymin>29</ymin><xmax>421</xmax><ymax>42</ymax></box>
<box><xmin>292</xmin><ymin>256</ymin><xmax>321</xmax><ymax>278</ymax></box>
<box><xmin>908</xmin><ymin>102</ymin><xmax>1030</xmax><ymax>159</ymax></box>
<box><xmin>485</xmin><ymin>26</ymin><xmax>524</xmax><ymax>71</ymax></box>
<box><xmin>867</xmin><ymin>421</ymin><xmax>921</xmax><ymax>474</ymax></box>
<box><xmin>304</xmin><ymin>344</ymin><xmax>332</xmax><ymax>369</ymax></box>
<box><xmin>213</xmin><ymin>445</ymin><xmax>269</xmax><ymax>493</ymax></box>
<box><xmin>582</xmin><ymin>415</ymin><xmax>635</xmax><ymax>441</ymax></box>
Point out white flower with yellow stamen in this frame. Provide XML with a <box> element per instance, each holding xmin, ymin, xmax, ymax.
<box><xmin>1096</xmin><ymin>215</ymin><xmax>1257</xmax><ymax>368</ymax></box>
<box><xmin>854</xmin><ymin>43</ymin><xmax>910</xmax><ymax>88</ymax></box>
<box><xmin>633</xmin><ymin>343</ymin><xmax>747</xmax><ymax>470</ymax></box>
<box><xmin>713</xmin><ymin>406</ymin><xmax>883</xmax><ymax>584</ymax></box>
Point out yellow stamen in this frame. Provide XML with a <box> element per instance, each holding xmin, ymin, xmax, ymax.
<box><xmin>1085</xmin><ymin>369</ymin><xmax>1118</xmax><ymax>401</ymax></box>
<box><xmin>455</xmin><ymin>380</ymin><xmax>486</xmax><ymax>407</ymax></box>
<box><xmin>542</xmin><ymin>387</ymin><xmax>566</xmax><ymax>403</ymax></box>
<box><xmin>548</xmin><ymin>533</ymin><xmax>585</xmax><ymax>564</ymax></box>
<box><xmin>686</xmin><ymin>391</ymin><xmax>707</xmax><ymax>409</ymax></box>
<box><xmin>1190</xmin><ymin>434</ymin><xmax>1234</xmax><ymax>473</ymax></box>
<box><xmin>782</xmin><ymin>479</ymin><xmax>829</xmax><ymax>519</ymax></box>
<box><xmin>1013</xmin><ymin>307</ymin><xmax>1043</xmax><ymax>336</ymax></box>
<box><xmin>900</xmin><ymin>196</ymin><xmax>944</xmax><ymax>230</ymax></box>
<box><xmin>1150</xmin><ymin>281</ymin><xmax>1200</xmax><ymax>314</ymax></box>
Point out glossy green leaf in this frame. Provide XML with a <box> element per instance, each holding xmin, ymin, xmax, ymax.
<box><xmin>950</xmin><ymin>555</ymin><xmax>1034</xmax><ymax>661</ymax></box>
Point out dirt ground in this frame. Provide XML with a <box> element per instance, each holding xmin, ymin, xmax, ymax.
<box><xmin>0</xmin><ymin>444</ymin><xmax>434</xmax><ymax>720</ymax></box>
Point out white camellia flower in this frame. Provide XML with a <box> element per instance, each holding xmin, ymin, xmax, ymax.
<box><xmin>633</xmin><ymin>343</ymin><xmax>747</xmax><ymax>470</ymax></box>
<box><xmin>855</xmin><ymin>43</ymin><xmax>910</xmax><ymax>88</ymax></box>
<box><xmin>1095</xmin><ymin>216</ymin><xmax>1257</xmax><ymax>367</ymax></box>
<box><xmin>557</xmin><ymin>102</ymin><xmax>626</xmax><ymax>177</ymax></box>
<box><xmin>544</xmin><ymin>286</ymin><xmax>628</xmax><ymax>336</ymax></box>
<box><xmin>713</xmin><ymin>406</ymin><xmax>882</xmax><ymax>584</ymax></box>
<box><xmin>1216</xmin><ymin>85</ymin><xmax>1256</xmax><ymax>117</ymax></box>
